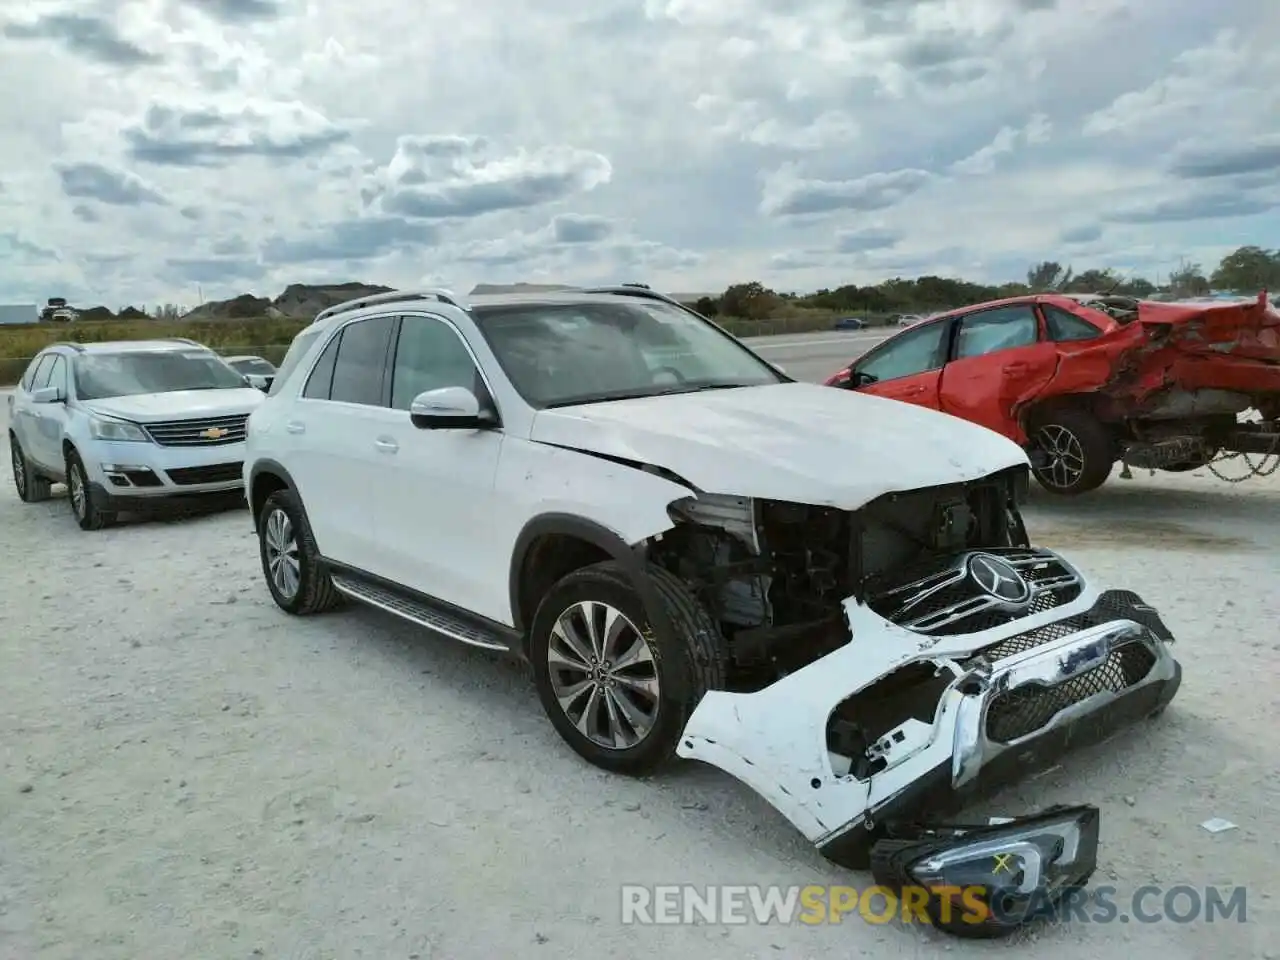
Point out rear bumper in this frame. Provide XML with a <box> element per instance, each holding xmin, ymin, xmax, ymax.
<box><xmin>676</xmin><ymin>579</ymin><xmax>1181</xmax><ymax>864</ymax></box>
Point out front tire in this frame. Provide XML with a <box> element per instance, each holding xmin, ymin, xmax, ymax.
<box><xmin>257</xmin><ymin>488</ymin><xmax>342</xmax><ymax>614</ymax></box>
<box><xmin>10</xmin><ymin>434</ymin><xmax>52</xmax><ymax>503</ymax></box>
<box><xmin>1030</xmin><ymin>409</ymin><xmax>1114</xmax><ymax>496</ymax></box>
<box><xmin>529</xmin><ymin>560</ymin><xmax>727</xmax><ymax>776</ymax></box>
<box><xmin>65</xmin><ymin>449</ymin><xmax>115</xmax><ymax>530</ymax></box>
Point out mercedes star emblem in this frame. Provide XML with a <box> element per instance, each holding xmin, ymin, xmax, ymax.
<box><xmin>967</xmin><ymin>553</ymin><xmax>1032</xmax><ymax>604</ymax></box>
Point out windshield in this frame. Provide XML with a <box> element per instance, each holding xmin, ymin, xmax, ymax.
<box><xmin>74</xmin><ymin>350</ymin><xmax>249</xmax><ymax>400</ymax></box>
<box><xmin>229</xmin><ymin>357</ymin><xmax>276</xmax><ymax>375</ymax></box>
<box><xmin>471</xmin><ymin>300</ymin><xmax>785</xmax><ymax>408</ymax></box>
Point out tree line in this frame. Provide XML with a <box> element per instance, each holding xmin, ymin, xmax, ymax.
<box><xmin>693</xmin><ymin>245</ymin><xmax>1280</xmax><ymax>319</ymax></box>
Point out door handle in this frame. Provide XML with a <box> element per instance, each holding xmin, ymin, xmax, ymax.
<box><xmin>898</xmin><ymin>385</ymin><xmax>926</xmax><ymax>396</ymax></box>
<box><xmin>285</xmin><ymin>421</ymin><xmax>305</xmax><ymax>434</ymax></box>
<box><xmin>1004</xmin><ymin>363</ymin><xmax>1029</xmax><ymax>375</ymax></box>
<box><xmin>374</xmin><ymin>437</ymin><xmax>398</xmax><ymax>453</ymax></box>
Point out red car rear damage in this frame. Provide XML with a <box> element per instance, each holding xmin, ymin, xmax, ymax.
<box><xmin>824</xmin><ymin>292</ymin><xmax>1280</xmax><ymax>495</ymax></box>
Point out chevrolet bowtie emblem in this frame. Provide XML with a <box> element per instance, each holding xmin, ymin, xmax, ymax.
<box><xmin>200</xmin><ymin>427</ymin><xmax>229</xmax><ymax>440</ymax></box>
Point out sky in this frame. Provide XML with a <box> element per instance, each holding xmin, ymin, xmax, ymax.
<box><xmin>0</xmin><ymin>0</ymin><xmax>1278</xmax><ymax>310</ymax></box>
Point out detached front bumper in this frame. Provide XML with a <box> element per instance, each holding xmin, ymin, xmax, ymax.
<box><xmin>676</xmin><ymin>585</ymin><xmax>1181</xmax><ymax>869</ymax></box>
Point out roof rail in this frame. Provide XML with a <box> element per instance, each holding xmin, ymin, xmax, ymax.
<box><xmin>313</xmin><ymin>288</ymin><xmax>468</xmax><ymax>324</ymax></box>
<box><xmin>48</xmin><ymin>341</ymin><xmax>85</xmax><ymax>352</ymax></box>
<box><xmin>167</xmin><ymin>337</ymin><xmax>203</xmax><ymax>346</ymax></box>
<box><xmin>581</xmin><ymin>285</ymin><xmax>690</xmax><ymax>309</ymax></box>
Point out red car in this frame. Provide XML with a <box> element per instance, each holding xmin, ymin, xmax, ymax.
<box><xmin>824</xmin><ymin>292</ymin><xmax>1280</xmax><ymax>495</ymax></box>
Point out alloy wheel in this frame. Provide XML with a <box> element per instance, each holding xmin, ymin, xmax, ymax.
<box><xmin>546</xmin><ymin>601</ymin><xmax>660</xmax><ymax>750</ymax></box>
<box><xmin>69</xmin><ymin>464</ymin><xmax>86</xmax><ymax>518</ymax></box>
<box><xmin>11</xmin><ymin>445</ymin><xmax>25</xmax><ymax>498</ymax></box>
<box><xmin>1035</xmin><ymin>424</ymin><xmax>1086</xmax><ymax>490</ymax></box>
<box><xmin>264</xmin><ymin>507</ymin><xmax>301</xmax><ymax>599</ymax></box>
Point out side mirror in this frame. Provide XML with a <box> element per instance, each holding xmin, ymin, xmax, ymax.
<box><xmin>409</xmin><ymin>386</ymin><xmax>497</xmax><ymax>430</ymax></box>
<box><xmin>30</xmin><ymin>386</ymin><xmax>64</xmax><ymax>404</ymax></box>
<box><xmin>849</xmin><ymin>369</ymin><xmax>877</xmax><ymax>388</ymax></box>
<box><xmin>771</xmin><ymin>362</ymin><xmax>787</xmax><ymax>375</ymax></box>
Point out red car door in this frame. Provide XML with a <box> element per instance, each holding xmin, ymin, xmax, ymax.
<box><xmin>836</xmin><ymin>318</ymin><xmax>951</xmax><ymax>410</ymax></box>
<box><xmin>937</xmin><ymin>303</ymin><xmax>1059</xmax><ymax>442</ymax></box>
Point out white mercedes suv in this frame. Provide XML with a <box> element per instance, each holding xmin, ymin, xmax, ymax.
<box><xmin>243</xmin><ymin>286</ymin><xmax>1180</xmax><ymax>904</ymax></box>
<box><xmin>8</xmin><ymin>339</ymin><xmax>265</xmax><ymax>529</ymax></box>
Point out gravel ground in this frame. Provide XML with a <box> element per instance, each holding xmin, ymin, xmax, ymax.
<box><xmin>2</xmin><ymin>411</ymin><xmax>1278</xmax><ymax>959</ymax></box>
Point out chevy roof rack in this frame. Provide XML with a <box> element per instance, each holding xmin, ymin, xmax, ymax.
<box><xmin>48</xmin><ymin>341</ymin><xmax>85</xmax><ymax>352</ymax></box>
<box><xmin>167</xmin><ymin>337</ymin><xmax>203</xmax><ymax>346</ymax></box>
<box><xmin>314</xmin><ymin>288</ymin><xmax>468</xmax><ymax>324</ymax></box>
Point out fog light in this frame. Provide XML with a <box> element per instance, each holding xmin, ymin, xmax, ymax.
<box><xmin>869</xmin><ymin>804</ymin><xmax>1100</xmax><ymax>938</ymax></box>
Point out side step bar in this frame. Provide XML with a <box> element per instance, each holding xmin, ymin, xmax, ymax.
<box><xmin>330</xmin><ymin>572</ymin><xmax>513</xmax><ymax>652</ymax></box>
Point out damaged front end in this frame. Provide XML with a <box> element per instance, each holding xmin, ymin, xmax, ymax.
<box><xmin>646</xmin><ymin>464</ymin><xmax>1180</xmax><ymax>931</ymax></box>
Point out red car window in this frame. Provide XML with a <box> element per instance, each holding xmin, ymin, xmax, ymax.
<box><xmin>954</xmin><ymin>306</ymin><xmax>1038</xmax><ymax>359</ymax></box>
<box><xmin>1042</xmin><ymin>305</ymin><xmax>1103</xmax><ymax>342</ymax></box>
<box><xmin>856</xmin><ymin>321</ymin><xmax>948</xmax><ymax>382</ymax></box>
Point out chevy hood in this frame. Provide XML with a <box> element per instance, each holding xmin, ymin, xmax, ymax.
<box><xmin>529</xmin><ymin>382</ymin><xmax>1029</xmax><ymax>510</ymax></box>
<box><xmin>81</xmin><ymin>388</ymin><xmax>265</xmax><ymax>423</ymax></box>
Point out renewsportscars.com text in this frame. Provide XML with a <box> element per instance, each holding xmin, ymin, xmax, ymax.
<box><xmin>620</xmin><ymin>883</ymin><xmax>1248</xmax><ymax>926</ymax></box>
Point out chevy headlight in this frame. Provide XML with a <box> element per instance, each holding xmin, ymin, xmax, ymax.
<box><xmin>88</xmin><ymin>417</ymin><xmax>150</xmax><ymax>443</ymax></box>
<box><xmin>869</xmin><ymin>804</ymin><xmax>1100</xmax><ymax>938</ymax></box>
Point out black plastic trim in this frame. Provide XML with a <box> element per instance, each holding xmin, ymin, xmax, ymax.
<box><xmin>246</xmin><ymin>458</ymin><xmax>298</xmax><ymax>532</ymax></box>
<box><xmin>507</xmin><ymin>513</ymin><xmax>673</xmax><ymax>645</ymax></box>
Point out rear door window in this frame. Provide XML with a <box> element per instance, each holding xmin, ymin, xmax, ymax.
<box><xmin>328</xmin><ymin>316</ymin><xmax>397</xmax><ymax>406</ymax></box>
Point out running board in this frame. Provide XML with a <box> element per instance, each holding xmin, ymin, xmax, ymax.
<box><xmin>330</xmin><ymin>573</ymin><xmax>512</xmax><ymax>652</ymax></box>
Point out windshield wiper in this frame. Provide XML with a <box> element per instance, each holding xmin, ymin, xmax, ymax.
<box><xmin>543</xmin><ymin>382</ymin><xmax>756</xmax><ymax>408</ymax></box>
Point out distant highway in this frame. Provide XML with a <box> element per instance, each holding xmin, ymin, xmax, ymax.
<box><xmin>743</xmin><ymin>329</ymin><xmax>892</xmax><ymax>382</ymax></box>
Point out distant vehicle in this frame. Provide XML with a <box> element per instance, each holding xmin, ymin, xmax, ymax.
<box><xmin>832</xmin><ymin>317</ymin><xmax>865</xmax><ymax>330</ymax></box>
<box><xmin>895</xmin><ymin>314</ymin><xmax>926</xmax><ymax>327</ymax></box>
<box><xmin>41</xmin><ymin>298</ymin><xmax>78</xmax><ymax>323</ymax></box>
<box><xmin>824</xmin><ymin>292</ymin><xmax>1280</xmax><ymax>495</ymax></box>
<box><xmin>224</xmin><ymin>355</ymin><xmax>277</xmax><ymax>391</ymax></box>
<box><xmin>7</xmin><ymin>339</ymin><xmax>265</xmax><ymax>529</ymax></box>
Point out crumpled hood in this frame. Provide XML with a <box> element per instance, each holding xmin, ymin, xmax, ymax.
<box><xmin>530</xmin><ymin>382</ymin><xmax>1029</xmax><ymax>509</ymax></box>
<box><xmin>81</xmin><ymin>388</ymin><xmax>265</xmax><ymax>423</ymax></box>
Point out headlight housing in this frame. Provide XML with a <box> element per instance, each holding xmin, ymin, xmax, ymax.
<box><xmin>870</xmin><ymin>804</ymin><xmax>1100</xmax><ymax>938</ymax></box>
<box><xmin>88</xmin><ymin>416</ymin><xmax>150</xmax><ymax>443</ymax></box>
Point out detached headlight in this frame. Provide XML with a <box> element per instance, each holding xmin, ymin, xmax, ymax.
<box><xmin>870</xmin><ymin>804</ymin><xmax>1100</xmax><ymax>938</ymax></box>
<box><xmin>88</xmin><ymin>416</ymin><xmax>150</xmax><ymax>443</ymax></box>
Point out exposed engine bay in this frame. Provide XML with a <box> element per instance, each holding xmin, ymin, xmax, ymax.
<box><xmin>647</xmin><ymin>465</ymin><xmax>1033</xmax><ymax>692</ymax></box>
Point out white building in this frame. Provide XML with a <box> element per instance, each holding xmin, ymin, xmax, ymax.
<box><xmin>0</xmin><ymin>304</ymin><xmax>38</xmax><ymax>325</ymax></box>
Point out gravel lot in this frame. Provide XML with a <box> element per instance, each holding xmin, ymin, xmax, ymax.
<box><xmin>2</xmin><ymin>402</ymin><xmax>1278</xmax><ymax>959</ymax></box>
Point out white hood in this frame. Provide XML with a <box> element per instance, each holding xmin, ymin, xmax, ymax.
<box><xmin>81</xmin><ymin>388</ymin><xmax>265</xmax><ymax>424</ymax></box>
<box><xmin>530</xmin><ymin>382</ymin><xmax>1029</xmax><ymax>510</ymax></box>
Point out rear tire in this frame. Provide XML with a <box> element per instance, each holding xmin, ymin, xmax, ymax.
<box><xmin>10</xmin><ymin>434</ymin><xmax>52</xmax><ymax>503</ymax></box>
<box><xmin>257</xmin><ymin>488</ymin><xmax>342</xmax><ymax>615</ymax></box>
<box><xmin>529</xmin><ymin>560</ymin><xmax>727</xmax><ymax>776</ymax></box>
<box><xmin>65</xmin><ymin>449</ymin><xmax>115</xmax><ymax>530</ymax></box>
<box><xmin>1030</xmin><ymin>409</ymin><xmax>1114</xmax><ymax>496</ymax></box>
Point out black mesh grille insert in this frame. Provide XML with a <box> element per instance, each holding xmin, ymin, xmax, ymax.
<box><xmin>985</xmin><ymin>642</ymin><xmax>1158</xmax><ymax>742</ymax></box>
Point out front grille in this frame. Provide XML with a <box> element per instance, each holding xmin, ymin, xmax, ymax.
<box><xmin>166</xmin><ymin>461</ymin><xmax>243</xmax><ymax>485</ymax></box>
<box><xmin>971</xmin><ymin>589</ymin><xmax>1175</xmax><ymax>664</ymax></box>
<box><xmin>143</xmin><ymin>413</ymin><xmax>249</xmax><ymax>447</ymax></box>
<box><xmin>867</xmin><ymin>547</ymin><xmax>1082</xmax><ymax>636</ymax></box>
<box><xmin>985</xmin><ymin>642</ymin><xmax>1158</xmax><ymax>742</ymax></box>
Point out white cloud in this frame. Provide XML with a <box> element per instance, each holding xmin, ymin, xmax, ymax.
<box><xmin>0</xmin><ymin>0</ymin><xmax>1277</xmax><ymax>307</ymax></box>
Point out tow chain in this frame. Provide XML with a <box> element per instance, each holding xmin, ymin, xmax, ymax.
<box><xmin>1204</xmin><ymin>432</ymin><xmax>1280</xmax><ymax>482</ymax></box>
